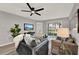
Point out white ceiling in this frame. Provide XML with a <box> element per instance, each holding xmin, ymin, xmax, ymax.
<box><xmin>0</xmin><ymin>3</ymin><xmax>74</xmax><ymax>21</ymax></box>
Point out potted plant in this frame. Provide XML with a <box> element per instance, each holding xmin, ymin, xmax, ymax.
<box><xmin>10</xmin><ymin>24</ymin><xmax>21</xmax><ymax>38</ymax></box>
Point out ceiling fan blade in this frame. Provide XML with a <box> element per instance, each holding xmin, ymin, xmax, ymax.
<box><xmin>35</xmin><ymin>8</ymin><xmax>44</xmax><ymax>12</ymax></box>
<box><xmin>35</xmin><ymin>13</ymin><xmax>41</xmax><ymax>16</ymax></box>
<box><xmin>26</xmin><ymin>3</ymin><xmax>32</xmax><ymax>11</ymax></box>
<box><xmin>21</xmin><ymin>10</ymin><xmax>31</xmax><ymax>12</ymax></box>
<box><xmin>30</xmin><ymin>13</ymin><xmax>33</xmax><ymax>16</ymax></box>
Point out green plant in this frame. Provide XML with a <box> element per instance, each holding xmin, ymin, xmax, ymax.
<box><xmin>10</xmin><ymin>24</ymin><xmax>21</xmax><ymax>38</ymax></box>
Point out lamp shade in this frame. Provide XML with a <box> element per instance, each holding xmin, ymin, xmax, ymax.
<box><xmin>57</xmin><ymin>28</ymin><xmax>69</xmax><ymax>38</ymax></box>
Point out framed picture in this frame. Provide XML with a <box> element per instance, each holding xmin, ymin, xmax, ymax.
<box><xmin>24</xmin><ymin>23</ymin><xmax>34</xmax><ymax>30</ymax></box>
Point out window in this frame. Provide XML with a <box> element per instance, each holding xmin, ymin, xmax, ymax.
<box><xmin>48</xmin><ymin>23</ymin><xmax>61</xmax><ymax>36</ymax></box>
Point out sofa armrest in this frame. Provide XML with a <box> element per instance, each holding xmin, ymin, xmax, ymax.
<box><xmin>33</xmin><ymin>40</ymin><xmax>48</xmax><ymax>55</ymax></box>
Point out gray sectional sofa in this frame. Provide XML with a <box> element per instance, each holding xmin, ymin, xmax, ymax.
<box><xmin>16</xmin><ymin>38</ymin><xmax>48</xmax><ymax>55</ymax></box>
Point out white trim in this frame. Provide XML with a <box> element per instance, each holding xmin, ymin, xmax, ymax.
<box><xmin>0</xmin><ymin>42</ymin><xmax>14</xmax><ymax>47</ymax></box>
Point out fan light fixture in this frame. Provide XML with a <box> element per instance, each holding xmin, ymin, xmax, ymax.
<box><xmin>21</xmin><ymin>3</ymin><xmax>44</xmax><ymax>16</ymax></box>
<box><xmin>31</xmin><ymin>11</ymin><xmax>35</xmax><ymax>14</ymax></box>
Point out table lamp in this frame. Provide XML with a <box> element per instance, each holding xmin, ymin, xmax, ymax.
<box><xmin>57</xmin><ymin>28</ymin><xmax>69</xmax><ymax>54</ymax></box>
<box><xmin>57</xmin><ymin>28</ymin><xmax>69</xmax><ymax>40</ymax></box>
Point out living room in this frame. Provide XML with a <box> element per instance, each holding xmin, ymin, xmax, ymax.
<box><xmin>0</xmin><ymin>3</ymin><xmax>79</xmax><ymax>55</ymax></box>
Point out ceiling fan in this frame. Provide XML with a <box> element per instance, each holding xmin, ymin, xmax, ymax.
<box><xmin>21</xmin><ymin>3</ymin><xmax>44</xmax><ymax>16</ymax></box>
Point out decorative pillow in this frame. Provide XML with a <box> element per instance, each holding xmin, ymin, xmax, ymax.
<box><xmin>56</xmin><ymin>36</ymin><xmax>61</xmax><ymax>40</ymax></box>
<box><xmin>30</xmin><ymin>40</ymin><xmax>37</xmax><ymax>47</ymax></box>
<box><xmin>24</xmin><ymin>33</ymin><xmax>38</xmax><ymax>47</ymax></box>
<box><xmin>67</xmin><ymin>38</ymin><xmax>75</xmax><ymax>43</ymax></box>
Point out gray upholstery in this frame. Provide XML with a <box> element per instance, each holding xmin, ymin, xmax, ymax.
<box><xmin>16</xmin><ymin>39</ymin><xmax>32</xmax><ymax>55</ymax></box>
<box><xmin>35</xmin><ymin>41</ymin><xmax>48</xmax><ymax>55</ymax></box>
<box><xmin>16</xmin><ymin>37</ymin><xmax>48</xmax><ymax>55</ymax></box>
<box><xmin>33</xmin><ymin>40</ymin><xmax>48</xmax><ymax>55</ymax></box>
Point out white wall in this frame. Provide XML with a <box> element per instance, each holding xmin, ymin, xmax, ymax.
<box><xmin>69</xmin><ymin>3</ymin><xmax>79</xmax><ymax>54</ymax></box>
<box><xmin>69</xmin><ymin>3</ymin><xmax>79</xmax><ymax>30</ymax></box>
<box><xmin>0</xmin><ymin>11</ymin><xmax>36</xmax><ymax>45</ymax></box>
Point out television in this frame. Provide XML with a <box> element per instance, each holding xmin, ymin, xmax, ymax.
<box><xmin>24</xmin><ymin>23</ymin><xmax>34</xmax><ymax>30</ymax></box>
